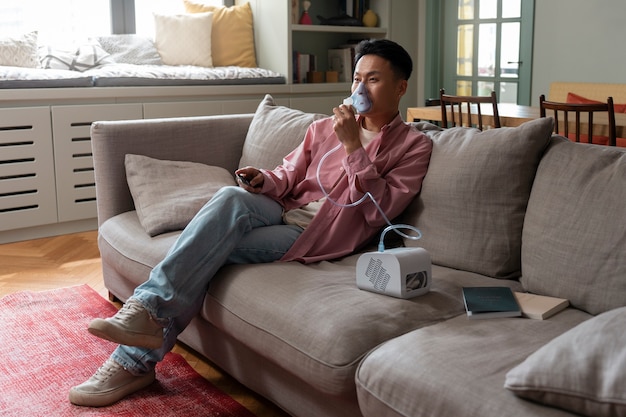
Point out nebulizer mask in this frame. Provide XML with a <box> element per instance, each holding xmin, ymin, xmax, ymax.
<box><xmin>343</xmin><ymin>82</ymin><xmax>372</xmax><ymax>114</ymax></box>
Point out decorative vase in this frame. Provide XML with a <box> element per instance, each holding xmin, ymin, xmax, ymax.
<box><xmin>299</xmin><ymin>1</ymin><xmax>313</xmax><ymax>25</ymax></box>
<box><xmin>362</xmin><ymin>9</ymin><xmax>378</xmax><ymax>27</ymax></box>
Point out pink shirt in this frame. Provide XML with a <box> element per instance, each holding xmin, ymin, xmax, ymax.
<box><xmin>260</xmin><ymin>113</ymin><xmax>432</xmax><ymax>263</ymax></box>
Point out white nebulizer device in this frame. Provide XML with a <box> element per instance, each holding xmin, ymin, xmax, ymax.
<box><xmin>343</xmin><ymin>82</ymin><xmax>372</xmax><ymax>113</ymax></box>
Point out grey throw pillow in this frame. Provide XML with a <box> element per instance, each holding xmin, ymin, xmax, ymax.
<box><xmin>402</xmin><ymin>118</ymin><xmax>554</xmax><ymax>278</ymax></box>
<box><xmin>520</xmin><ymin>138</ymin><xmax>626</xmax><ymax>315</ymax></box>
<box><xmin>95</xmin><ymin>34</ymin><xmax>163</xmax><ymax>65</ymax></box>
<box><xmin>505</xmin><ymin>306</ymin><xmax>626</xmax><ymax>417</ymax></box>
<box><xmin>238</xmin><ymin>94</ymin><xmax>327</xmax><ymax>170</ymax></box>
<box><xmin>125</xmin><ymin>154</ymin><xmax>236</xmax><ymax>236</ymax></box>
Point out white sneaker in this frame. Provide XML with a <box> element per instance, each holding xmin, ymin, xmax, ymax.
<box><xmin>88</xmin><ymin>299</ymin><xmax>163</xmax><ymax>349</ymax></box>
<box><xmin>69</xmin><ymin>358</ymin><xmax>155</xmax><ymax>407</ymax></box>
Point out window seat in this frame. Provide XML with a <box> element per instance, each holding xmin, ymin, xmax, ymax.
<box><xmin>0</xmin><ymin>64</ymin><xmax>285</xmax><ymax>89</ymax></box>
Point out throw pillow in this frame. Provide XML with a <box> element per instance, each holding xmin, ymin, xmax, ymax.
<box><xmin>183</xmin><ymin>1</ymin><xmax>257</xmax><ymax>67</ymax></box>
<box><xmin>94</xmin><ymin>34</ymin><xmax>163</xmax><ymax>65</ymax></box>
<box><xmin>238</xmin><ymin>94</ymin><xmax>327</xmax><ymax>170</ymax></box>
<box><xmin>0</xmin><ymin>31</ymin><xmax>39</xmax><ymax>68</ymax></box>
<box><xmin>125</xmin><ymin>154</ymin><xmax>236</xmax><ymax>236</ymax></box>
<box><xmin>39</xmin><ymin>43</ymin><xmax>114</xmax><ymax>71</ymax></box>
<box><xmin>520</xmin><ymin>137</ymin><xmax>626</xmax><ymax>315</ymax></box>
<box><xmin>505</xmin><ymin>306</ymin><xmax>626</xmax><ymax>417</ymax></box>
<box><xmin>567</xmin><ymin>92</ymin><xmax>626</xmax><ymax>113</ymax></box>
<box><xmin>154</xmin><ymin>12</ymin><xmax>213</xmax><ymax>67</ymax></box>
<box><xmin>402</xmin><ymin>118</ymin><xmax>554</xmax><ymax>279</ymax></box>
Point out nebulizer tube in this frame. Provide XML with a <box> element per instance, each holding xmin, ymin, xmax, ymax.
<box><xmin>317</xmin><ymin>84</ymin><xmax>422</xmax><ymax>251</ymax></box>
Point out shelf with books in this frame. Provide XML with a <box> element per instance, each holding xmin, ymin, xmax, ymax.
<box><xmin>250</xmin><ymin>0</ymin><xmax>393</xmax><ymax>100</ymax></box>
<box><xmin>272</xmin><ymin>0</ymin><xmax>389</xmax><ymax>85</ymax></box>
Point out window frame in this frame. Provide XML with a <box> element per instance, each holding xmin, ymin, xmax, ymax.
<box><xmin>110</xmin><ymin>0</ymin><xmax>233</xmax><ymax>34</ymax></box>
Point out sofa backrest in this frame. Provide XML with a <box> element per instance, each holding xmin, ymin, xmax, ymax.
<box><xmin>402</xmin><ymin>118</ymin><xmax>554</xmax><ymax>279</ymax></box>
<box><xmin>521</xmin><ymin>137</ymin><xmax>626</xmax><ymax>315</ymax></box>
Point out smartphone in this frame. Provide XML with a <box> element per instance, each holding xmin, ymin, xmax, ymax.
<box><xmin>237</xmin><ymin>173</ymin><xmax>252</xmax><ymax>186</ymax></box>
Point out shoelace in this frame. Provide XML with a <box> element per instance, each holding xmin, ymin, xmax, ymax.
<box><xmin>93</xmin><ymin>358</ymin><xmax>122</xmax><ymax>383</ymax></box>
<box><xmin>115</xmin><ymin>300</ymin><xmax>145</xmax><ymax>324</ymax></box>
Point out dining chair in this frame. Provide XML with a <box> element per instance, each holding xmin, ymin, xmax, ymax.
<box><xmin>411</xmin><ymin>97</ymin><xmax>441</xmax><ymax>125</ymax></box>
<box><xmin>439</xmin><ymin>88</ymin><xmax>501</xmax><ymax>130</ymax></box>
<box><xmin>539</xmin><ymin>94</ymin><xmax>617</xmax><ymax>146</ymax></box>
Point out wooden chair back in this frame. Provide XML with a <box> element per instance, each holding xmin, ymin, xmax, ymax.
<box><xmin>539</xmin><ymin>94</ymin><xmax>617</xmax><ymax>146</ymax></box>
<box><xmin>439</xmin><ymin>88</ymin><xmax>501</xmax><ymax>130</ymax></box>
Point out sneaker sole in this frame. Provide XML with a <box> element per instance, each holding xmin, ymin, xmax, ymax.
<box><xmin>69</xmin><ymin>369</ymin><xmax>156</xmax><ymax>407</ymax></box>
<box><xmin>88</xmin><ymin>319</ymin><xmax>163</xmax><ymax>350</ymax></box>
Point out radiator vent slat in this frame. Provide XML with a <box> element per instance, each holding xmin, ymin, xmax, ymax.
<box><xmin>0</xmin><ymin>141</ymin><xmax>35</xmax><ymax>147</ymax></box>
<box><xmin>0</xmin><ymin>125</ymin><xmax>33</xmax><ymax>131</ymax></box>
<box><xmin>0</xmin><ymin>189</ymin><xmax>37</xmax><ymax>198</ymax></box>
<box><xmin>0</xmin><ymin>204</ymin><xmax>39</xmax><ymax>213</ymax></box>
<box><xmin>75</xmin><ymin>197</ymin><xmax>96</xmax><ymax>203</ymax></box>
<box><xmin>0</xmin><ymin>158</ymin><xmax>36</xmax><ymax>165</ymax></box>
<box><xmin>0</xmin><ymin>173</ymin><xmax>37</xmax><ymax>181</ymax></box>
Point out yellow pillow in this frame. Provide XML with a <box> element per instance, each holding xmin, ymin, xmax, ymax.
<box><xmin>183</xmin><ymin>1</ymin><xmax>257</xmax><ymax>67</ymax></box>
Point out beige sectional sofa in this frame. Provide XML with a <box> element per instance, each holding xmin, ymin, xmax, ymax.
<box><xmin>91</xmin><ymin>95</ymin><xmax>626</xmax><ymax>417</ymax></box>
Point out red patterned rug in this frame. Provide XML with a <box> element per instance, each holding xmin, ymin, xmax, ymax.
<box><xmin>0</xmin><ymin>285</ymin><xmax>256</xmax><ymax>417</ymax></box>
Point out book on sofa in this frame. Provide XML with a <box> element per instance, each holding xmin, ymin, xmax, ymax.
<box><xmin>462</xmin><ymin>287</ymin><xmax>522</xmax><ymax>319</ymax></box>
<box><xmin>513</xmin><ymin>292</ymin><xmax>569</xmax><ymax>320</ymax></box>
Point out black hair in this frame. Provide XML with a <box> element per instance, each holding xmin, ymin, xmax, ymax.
<box><xmin>354</xmin><ymin>39</ymin><xmax>413</xmax><ymax>81</ymax></box>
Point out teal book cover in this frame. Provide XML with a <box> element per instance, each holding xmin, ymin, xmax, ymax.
<box><xmin>462</xmin><ymin>287</ymin><xmax>522</xmax><ymax>319</ymax></box>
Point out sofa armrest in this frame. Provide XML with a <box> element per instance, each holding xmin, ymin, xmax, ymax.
<box><xmin>91</xmin><ymin>114</ymin><xmax>253</xmax><ymax>226</ymax></box>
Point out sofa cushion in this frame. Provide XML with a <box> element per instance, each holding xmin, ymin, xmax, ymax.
<box><xmin>238</xmin><ymin>94</ymin><xmax>327</xmax><ymax>170</ymax></box>
<box><xmin>403</xmin><ymin>118</ymin><xmax>554</xmax><ymax>279</ymax></box>
<box><xmin>183</xmin><ymin>1</ymin><xmax>257</xmax><ymax>67</ymax></box>
<box><xmin>521</xmin><ymin>137</ymin><xmax>626</xmax><ymax>315</ymax></box>
<box><xmin>154</xmin><ymin>12</ymin><xmax>213</xmax><ymax>67</ymax></box>
<box><xmin>355</xmin><ymin>308</ymin><xmax>591</xmax><ymax>417</ymax></box>
<box><xmin>125</xmin><ymin>154</ymin><xmax>235</xmax><ymax>236</ymax></box>
<box><xmin>204</xmin><ymin>261</ymin><xmax>523</xmax><ymax>400</ymax></box>
<box><xmin>505</xmin><ymin>306</ymin><xmax>626</xmax><ymax>417</ymax></box>
<box><xmin>0</xmin><ymin>31</ymin><xmax>39</xmax><ymax>68</ymax></box>
<box><xmin>0</xmin><ymin>66</ymin><xmax>94</xmax><ymax>88</ymax></box>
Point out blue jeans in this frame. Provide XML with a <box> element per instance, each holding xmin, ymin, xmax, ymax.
<box><xmin>111</xmin><ymin>186</ymin><xmax>302</xmax><ymax>374</ymax></box>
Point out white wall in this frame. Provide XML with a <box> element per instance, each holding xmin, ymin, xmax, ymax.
<box><xmin>531</xmin><ymin>0</ymin><xmax>626</xmax><ymax>104</ymax></box>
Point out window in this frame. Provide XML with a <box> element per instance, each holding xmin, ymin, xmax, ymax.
<box><xmin>0</xmin><ymin>0</ymin><xmax>226</xmax><ymax>45</ymax></box>
<box><xmin>134</xmin><ymin>0</ymin><xmax>185</xmax><ymax>38</ymax></box>
<box><xmin>426</xmin><ymin>0</ymin><xmax>534</xmax><ymax>105</ymax></box>
<box><xmin>0</xmin><ymin>0</ymin><xmax>110</xmax><ymax>46</ymax></box>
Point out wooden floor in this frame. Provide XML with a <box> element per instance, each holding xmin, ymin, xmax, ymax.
<box><xmin>0</xmin><ymin>230</ymin><xmax>291</xmax><ymax>417</ymax></box>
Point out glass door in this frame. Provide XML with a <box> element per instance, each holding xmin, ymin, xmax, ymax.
<box><xmin>442</xmin><ymin>0</ymin><xmax>534</xmax><ymax>104</ymax></box>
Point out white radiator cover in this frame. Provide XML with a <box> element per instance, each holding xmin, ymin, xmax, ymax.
<box><xmin>51</xmin><ymin>104</ymin><xmax>143</xmax><ymax>222</ymax></box>
<box><xmin>0</xmin><ymin>107</ymin><xmax>57</xmax><ymax>231</ymax></box>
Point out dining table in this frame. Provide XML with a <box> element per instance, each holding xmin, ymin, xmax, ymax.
<box><xmin>407</xmin><ymin>103</ymin><xmax>626</xmax><ymax>138</ymax></box>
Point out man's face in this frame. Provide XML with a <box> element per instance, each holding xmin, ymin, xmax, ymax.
<box><xmin>351</xmin><ymin>54</ymin><xmax>407</xmax><ymax>117</ymax></box>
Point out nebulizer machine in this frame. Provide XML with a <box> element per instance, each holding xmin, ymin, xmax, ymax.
<box><xmin>320</xmin><ymin>83</ymin><xmax>432</xmax><ymax>299</ymax></box>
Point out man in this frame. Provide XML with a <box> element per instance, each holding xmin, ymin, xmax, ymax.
<box><xmin>69</xmin><ymin>38</ymin><xmax>432</xmax><ymax>407</ymax></box>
